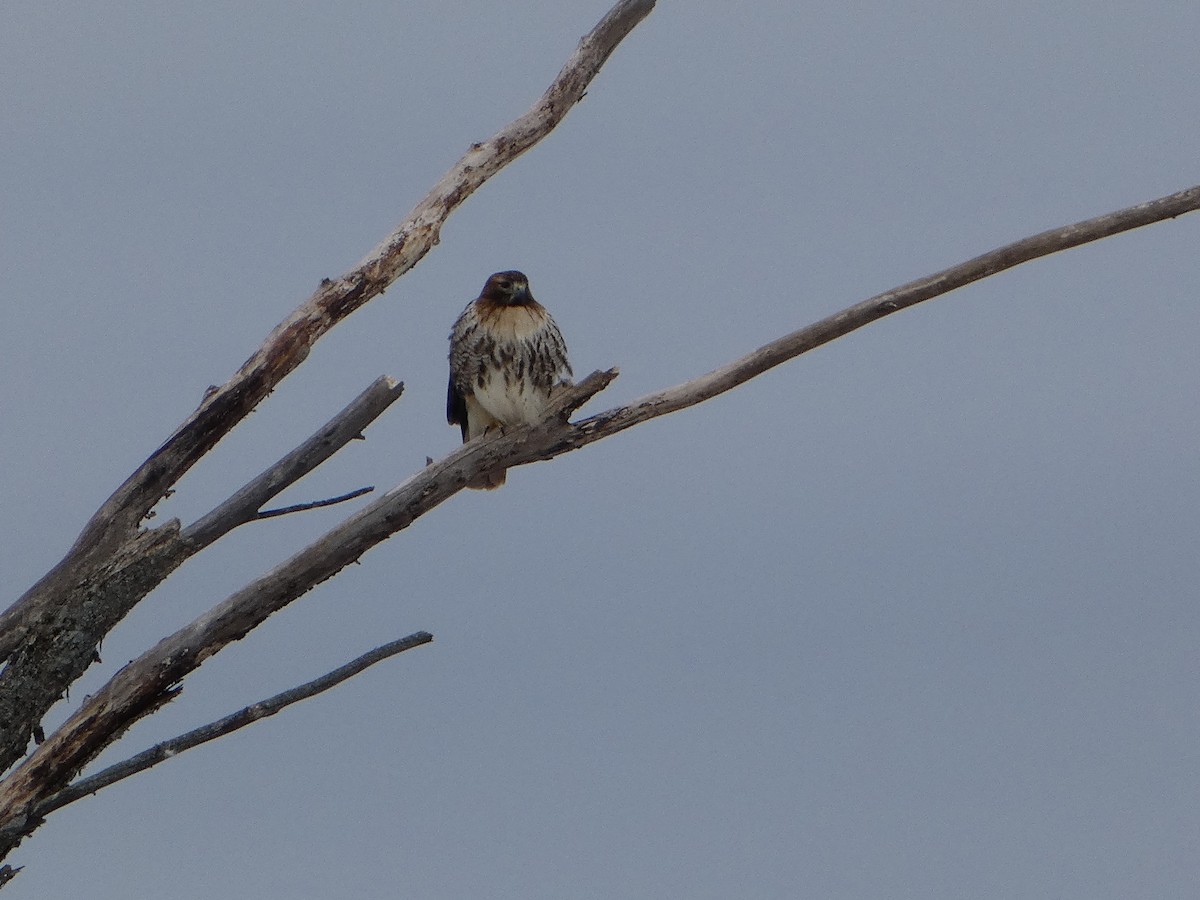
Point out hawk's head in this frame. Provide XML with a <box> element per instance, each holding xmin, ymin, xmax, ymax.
<box><xmin>481</xmin><ymin>270</ymin><xmax>533</xmax><ymax>305</ymax></box>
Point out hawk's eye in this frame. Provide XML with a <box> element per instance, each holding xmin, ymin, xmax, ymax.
<box><xmin>498</xmin><ymin>280</ymin><xmax>512</xmax><ymax>289</ymax></box>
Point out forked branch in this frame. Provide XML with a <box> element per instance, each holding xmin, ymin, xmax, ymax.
<box><xmin>0</xmin><ymin>376</ymin><xmax>404</xmax><ymax>779</ymax></box>
<box><xmin>181</xmin><ymin>376</ymin><xmax>403</xmax><ymax>549</ymax></box>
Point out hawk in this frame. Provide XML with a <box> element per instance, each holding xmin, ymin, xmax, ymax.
<box><xmin>447</xmin><ymin>270</ymin><xmax>573</xmax><ymax>489</ymax></box>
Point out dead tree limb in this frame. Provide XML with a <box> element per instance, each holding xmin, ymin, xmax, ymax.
<box><xmin>2</xmin><ymin>182</ymin><xmax>1196</xmax><ymax>861</ymax></box>
<box><xmin>562</xmin><ymin>183</ymin><xmax>1200</xmax><ymax>443</ymax></box>
<box><xmin>0</xmin><ymin>377</ymin><xmax>403</xmax><ymax>776</ymax></box>
<box><xmin>181</xmin><ymin>377</ymin><xmax>402</xmax><ymax>549</ymax></box>
<box><xmin>0</xmin><ymin>0</ymin><xmax>657</xmax><ymax>664</ymax></box>
<box><xmin>33</xmin><ymin>631</ymin><xmax>433</xmax><ymax>820</ymax></box>
<box><xmin>0</xmin><ymin>0</ymin><xmax>656</xmax><ymax>780</ymax></box>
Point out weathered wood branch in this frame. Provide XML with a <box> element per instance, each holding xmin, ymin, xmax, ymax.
<box><xmin>0</xmin><ymin>372</ymin><xmax>615</xmax><ymax>857</ymax></box>
<box><xmin>0</xmin><ymin>527</ymin><xmax>187</xmax><ymax>783</ymax></box>
<box><xmin>181</xmin><ymin>376</ymin><xmax>402</xmax><ymax>549</ymax></box>
<box><xmin>0</xmin><ymin>377</ymin><xmax>403</xmax><ymax>777</ymax></box>
<box><xmin>0</xmin><ymin>372</ymin><xmax>614</xmax><ymax>857</ymax></box>
<box><xmin>3</xmin><ymin>179</ymin><xmax>1196</xmax><ymax>859</ymax></box>
<box><xmin>0</xmin><ymin>0</ymin><xmax>658</xmax><ymax>772</ymax></box>
<box><xmin>33</xmin><ymin>631</ymin><xmax>432</xmax><ymax>820</ymax></box>
<box><xmin>561</xmin><ymin>183</ymin><xmax>1200</xmax><ymax>445</ymax></box>
<box><xmin>0</xmin><ymin>0</ymin><xmax>657</xmax><ymax>663</ymax></box>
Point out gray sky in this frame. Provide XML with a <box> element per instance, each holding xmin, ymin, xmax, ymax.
<box><xmin>3</xmin><ymin>2</ymin><xmax>1199</xmax><ymax>897</ymax></box>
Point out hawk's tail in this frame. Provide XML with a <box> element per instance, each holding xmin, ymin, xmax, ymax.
<box><xmin>467</xmin><ymin>467</ymin><xmax>506</xmax><ymax>490</ymax></box>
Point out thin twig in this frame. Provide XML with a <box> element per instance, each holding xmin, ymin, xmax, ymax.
<box><xmin>255</xmin><ymin>487</ymin><xmax>375</xmax><ymax>520</ymax></box>
<box><xmin>34</xmin><ymin>631</ymin><xmax>432</xmax><ymax>819</ymax></box>
<box><xmin>180</xmin><ymin>378</ymin><xmax>402</xmax><ymax>549</ymax></box>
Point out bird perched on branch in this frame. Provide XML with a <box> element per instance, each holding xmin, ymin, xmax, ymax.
<box><xmin>447</xmin><ymin>270</ymin><xmax>573</xmax><ymax>489</ymax></box>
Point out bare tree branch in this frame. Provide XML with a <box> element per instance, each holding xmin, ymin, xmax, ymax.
<box><xmin>33</xmin><ymin>631</ymin><xmax>432</xmax><ymax>820</ymax></box>
<box><xmin>0</xmin><ymin>527</ymin><xmax>187</xmax><ymax>783</ymax></box>
<box><xmin>0</xmin><ymin>0</ymin><xmax>657</xmax><ymax>662</ymax></box>
<box><xmin>560</xmin><ymin>183</ymin><xmax>1200</xmax><ymax>444</ymax></box>
<box><xmin>181</xmin><ymin>376</ymin><xmax>402</xmax><ymax>548</ymax></box>
<box><xmin>0</xmin><ymin>0</ymin><xmax>657</xmax><ymax>779</ymax></box>
<box><xmin>0</xmin><ymin>372</ymin><xmax>614</xmax><ymax>855</ymax></box>
<box><xmin>0</xmin><ymin>377</ymin><xmax>403</xmax><ymax>777</ymax></box>
<box><xmin>254</xmin><ymin>487</ymin><xmax>376</xmax><ymax>521</ymax></box>
<box><xmin>3</xmin><ymin>182</ymin><xmax>1196</xmax><ymax>858</ymax></box>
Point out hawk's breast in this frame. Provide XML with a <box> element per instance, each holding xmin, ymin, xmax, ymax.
<box><xmin>479</xmin><ymin>303</ymin><xmax>548</xmax><ymax>343</ymax></box>
<box><xmin>451</xmin><ymin>300</ymin><xmax>571</xmax><ymax>430</ymax></box>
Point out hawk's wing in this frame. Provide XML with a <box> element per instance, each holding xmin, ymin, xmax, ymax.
<box><xmin>447</xmin><ymin>302</ymin><xmax>476</xmax><ymax>442</ymax></box>
<box><xmin>446</xmin><ymin>373</ymin><xmax>469</xmax><ymax>442</ymax></box>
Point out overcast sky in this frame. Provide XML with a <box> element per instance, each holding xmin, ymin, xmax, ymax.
<box><xmin>2</xmin><ymin>2</ymin><xmax>1199</xmax><ymax>897</ymax></box>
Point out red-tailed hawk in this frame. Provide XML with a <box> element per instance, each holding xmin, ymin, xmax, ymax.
<box><xmin>447</xmin><ymin>270</ymin><xmax>573</xmax><ymax>489</ymax></box>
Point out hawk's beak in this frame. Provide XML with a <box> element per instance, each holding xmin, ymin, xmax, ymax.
<box><xmin>513</xmin><ymin>285</ymin><xmax>531</xmax><ymax>304</ymax></box>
